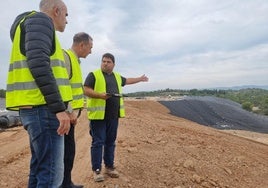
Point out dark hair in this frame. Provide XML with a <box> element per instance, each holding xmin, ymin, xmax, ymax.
<box><xmin>73</xmin><ymin>32</ymin><xmax>92</xmax><ymax>44</ymax></box>
<box><xmin>102</xmin><ymin>53</ymin><xmax>115</xmax><ymax>63</ymax></box>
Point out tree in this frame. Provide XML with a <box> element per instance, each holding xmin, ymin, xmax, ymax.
<box><xmin>242</xmin><ymin>102</ymin><xmax>252</xmax><ymax>111</ymax></box>
<box><xmin>0</xmin><ymin>89</ymin><xmax>6</xmax><ymax>98</ymax></box>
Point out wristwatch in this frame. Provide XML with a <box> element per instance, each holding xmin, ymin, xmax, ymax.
<box><xmin>66</xmin><ymin>105</ymin><xmax>73</xmax><ymax>113</ymax></box>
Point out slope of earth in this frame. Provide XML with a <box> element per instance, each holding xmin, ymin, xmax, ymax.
<box><xmin>159</xmin><ymin>96</ymin><xmax>268</xmax><ymax>133</ymax></box>
<box><xmin>0</xmin><ymin>100</ymin><xmax>267</xmax><ymax>188</ymax></box>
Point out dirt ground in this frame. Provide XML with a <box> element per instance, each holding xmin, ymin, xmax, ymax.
<box><xmin>0</xmin><ymin>100</ymin><xmax>268</xmax><ymax>188</ymax></box>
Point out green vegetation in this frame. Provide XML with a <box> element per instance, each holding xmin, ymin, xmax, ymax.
<box><xmin>127</xmin><ymin>88</ymin><xmax>268</xmax><ymax>116</ymax></box>
<box><xmin>0</xmin><ymin>89</ymin><xmax>5</xmax><ymax>98</ymax></box>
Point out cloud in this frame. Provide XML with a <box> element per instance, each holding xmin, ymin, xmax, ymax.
<box><xmin>0</xmin><ymin>0</ymin><xmax>268</xmax><ymax>93</ymax></box>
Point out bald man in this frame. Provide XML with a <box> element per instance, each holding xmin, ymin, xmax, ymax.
<box><xmin>7</xmin><ymin>0</ymin><xmax>71</xmax><ymax>187</ymax></box>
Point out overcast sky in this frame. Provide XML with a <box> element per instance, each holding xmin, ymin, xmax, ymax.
<box><xmin>1</xmin><ymin>0</ymin><xmax>268</xmax><ymax>93</ymax></box>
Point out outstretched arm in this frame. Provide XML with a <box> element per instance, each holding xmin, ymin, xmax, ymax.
<box><xmin>125</xmin><ymin>74</ymin><xmax>149</xmax><ymax>85</ymax></box>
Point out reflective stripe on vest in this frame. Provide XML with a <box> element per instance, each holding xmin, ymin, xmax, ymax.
<box><xmin>6</xmin><ymin>13</ymin><xmax>72</xmax><ymax>110</ymax></box>
<box><xmin>87</xmin><ymin>69</ymin><xmax>125</xmax><ymax>120</ymax></box>
<box><xmin>65</xmin><ymin>50</ymin><xmax>84</xmax><ymax>109</ymax></box>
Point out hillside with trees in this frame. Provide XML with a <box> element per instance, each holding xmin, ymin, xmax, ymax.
<box><xmin>0</xmin><ymin>89</ymin><xmax>5</xmax><ymax>98</ymax></box>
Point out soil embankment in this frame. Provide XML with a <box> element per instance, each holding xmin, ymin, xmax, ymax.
<box><xmin>0</xmin><ymin>100</ymin><xmax>268</xmax><ymax>188</ymax></box>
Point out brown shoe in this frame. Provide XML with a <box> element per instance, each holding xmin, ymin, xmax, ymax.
<box><xmin>105</xmin><ymin>167</ymin><xmax>119</xmax><ymax>178</ymax></box>
<box><xmin>93</xmin><ymin>169</ymin><xmax>104</xmax><ymax>182</ymax></box>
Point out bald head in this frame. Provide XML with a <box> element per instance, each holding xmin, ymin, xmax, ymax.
<box><xmin>39</xmin><ymin>0</ymin><xmax>68</xmax><ymax>32</ymax></box>
<box><xmin>39</xmin><ymin>0</ymin><xmax>64</xmax><ymax>12</ymax></box>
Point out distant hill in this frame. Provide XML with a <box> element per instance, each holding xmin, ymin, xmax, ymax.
<box><xmin>209</xmin><ymin>85</ymin><xmax>268</xmax><ymax>90</ymax></box>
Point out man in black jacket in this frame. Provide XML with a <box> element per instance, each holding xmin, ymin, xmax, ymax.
<box><xmin>6</xmin><ymin>0</ymin><xmax>72</xmax><ymax>187</ymax></box>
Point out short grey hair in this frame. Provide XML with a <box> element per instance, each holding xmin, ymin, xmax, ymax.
<box><xmin>73</xmin><ymin>32</ymin><xmax>93</xmax><ymax>44</ymax></box>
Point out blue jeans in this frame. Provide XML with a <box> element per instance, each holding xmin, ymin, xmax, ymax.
<box><xmin>19</xmin><ymin>106</ymin><xmax>64</xmax><ymax>188</ymax></box>
<box><xmin>90</xmin><ymin>119</ymin><xmax>119</xmax><ymax>171</ymax></box>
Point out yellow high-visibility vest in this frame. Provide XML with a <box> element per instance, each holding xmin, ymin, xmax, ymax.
<box><xmin>6</xmin><ymin>13</ymin><xmax>72</xmax><ymax>110</ymax></box>
<box><xmin>64</xmin><ymin>49</ymin><xmax>84</xmax><ymax>109</ymax></box>
<box><xmin>87</xmin><ymin>69</ymin><xmax>125</xmax><ymax>120</ymax></box>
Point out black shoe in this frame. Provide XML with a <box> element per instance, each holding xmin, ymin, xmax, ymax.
<box><xmin>70</xmin><ymin>182</ymin><xmax>84</xmax><ymax>188</ymax></box>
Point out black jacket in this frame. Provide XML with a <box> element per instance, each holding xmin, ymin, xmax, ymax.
<box><xmin>10</xmin><ymin>11</ymin><xmax>67</xmax><ymax>113</ymax></box>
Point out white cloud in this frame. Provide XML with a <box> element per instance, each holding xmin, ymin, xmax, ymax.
<box><xmin>0</xmin><ymin>0</ymin><xmax>268</xmax><ymax>93</ymax></box>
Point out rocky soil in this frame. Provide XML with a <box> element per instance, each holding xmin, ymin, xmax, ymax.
<box><xmin>0</xmin><ymin>100</ymin><xmax>268</xmax><ymax>188</ymax></box>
